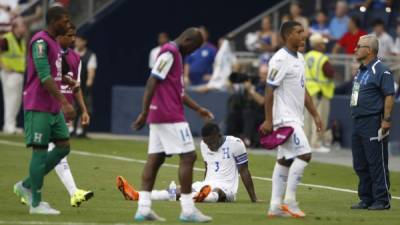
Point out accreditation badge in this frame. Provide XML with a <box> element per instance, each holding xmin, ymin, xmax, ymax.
<box><xmin>350</xmin><ymin>82</ymin><xmax>360</xmax><ymax>106</ymax></box>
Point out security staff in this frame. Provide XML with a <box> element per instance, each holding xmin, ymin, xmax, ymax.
<box><xmin>350</xmin><ymin>34</ymin><xmax>394</xmax><ymax>210</ymax></box>
<box><xmin>304</xmin><ymin>33</ymin><xmax>336</xmax><ymax>153</ymax></box>
<box><xmin>73</xmin><ymin>31</ymin><xmax>97</xmax><ymax>138</ymax></box>
<box><xmin>0</xmin><ymin>18</ymin><xmax>27</xmax><ymax>134</ymax></box>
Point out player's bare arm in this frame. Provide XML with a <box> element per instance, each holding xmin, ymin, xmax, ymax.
<box><xmin>238</xmin><ymin>162</ymin><xmax>257</xmax><ymax>202</ymax></box>
<box><xmin>260</xmin><ymin>86</ymin><xmax>274</xmax><ymax>134</ymax></box>
<box><xmin>182</xmin><ymin>94</ymin><xmax>214</xmax><ymax>121</ymax></box>
<box><xmin>305</xmin><ymin>90</ymin><xmax>323</xmax><ymax>133</ymax></box>
<box><xmin>132</xmin><ymin>76</ymin><xmax>158</xmax><ymax>130</ymax></box>
<box><xmin>62</xmin><ymin>73</ymin><xmax>78</xmax><ymax>88</ymax></box>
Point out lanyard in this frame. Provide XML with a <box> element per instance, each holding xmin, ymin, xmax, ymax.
<box><xmin>357</xmin><ymin>70</ymin><xmax>369</xmax><ymax>85</ymax></box>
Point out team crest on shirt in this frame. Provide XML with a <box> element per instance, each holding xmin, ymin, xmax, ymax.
<box><xmin>201</xmin><ymin>50</ymin><xmax>209</xmax><ymax>57</ymax></box>
<box><xmin>37</xmin><ymin>43</ymin><xmax>44</xmax><ymax>57</ymax></box>
<box><xmin>268</xmin><ymin>68</ymin><xmax>278</xmax><ymax>81</ymax></box>
<box><xmin>157</xmin><ymin>59</ymin><xmax>168</xmax><ymax>73</ymax></box>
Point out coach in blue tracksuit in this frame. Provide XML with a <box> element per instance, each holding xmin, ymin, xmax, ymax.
<box><xmin>350</xmin><ymin>34</ymin><xmax>394</xmax><ymax>210</ymax></box>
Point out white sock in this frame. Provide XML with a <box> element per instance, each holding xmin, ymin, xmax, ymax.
<box><xmin>76</xmin><ymin>127</ymin><xmax>83</xmax><ymax>135</ymax></box>
<box><xmin>48</xmin><ymin>142</ymin><xmax>77</xmax><ymax>197</ymax></box>
<box><xmin>180</xmin><ymin>193</ymin><xmax>195</xmax><ymax>215</ymax></box>
<box><xmin>284</xmin><ymin>158</ymin><xmax>308</xmax><ymax>203</ymax></box>
<box><xmin>68</xmin><ymin>123</ymin><xmax>74</xmax><ymax>133</ymax></box>
<box><xmin>270</xmin><ymin>162</ymin><xmax>289</xmax><ymax>206</ymax></box>
<box><xmin>138</xmin><ymin>191</ymin><xmax>151</xmax><ymax>215</ymax></box>
<box><xmin>203</xmin><ymin>191</ymin><xmax>219</xmax><ymax>203</ymax></box>
<box><xmin>150</xmin><ymin>190</ymin><xmax>170</xmax><ymax>201</ymax></box>
<box><xmin>54</xmin><ymin>157</ymin><xmax>78</xmax><ymax>196</ymax></box>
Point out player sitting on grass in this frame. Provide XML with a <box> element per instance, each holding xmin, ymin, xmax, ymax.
<box><xmin>117</xmin><ymin>122</ymin><xmax>257</xmax><ymax>203</ymax></box>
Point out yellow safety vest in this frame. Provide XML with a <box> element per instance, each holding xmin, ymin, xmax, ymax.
<box><xmin>305</xmin><ymin>50</ymin><xmax>335</xmax><ymax>99</ymax></box>
<box><xmin>0</xmin><ymin>32</ymin><xmax>26</xmax><ymax>73</ymax></box>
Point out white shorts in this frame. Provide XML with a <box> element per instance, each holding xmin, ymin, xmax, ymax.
<box><xmin>192</xmin><ymin>181</ymin><xmax>236</xmax><ymax>202</ymax></box>
<box><xmin>148</xmin><ymin>122</ymin><xmax>195</xmax><ymax>155</ymax></box>
<box><xmin>276</xmin><ymin>122</ymin><xmax>311</xmax><ymax>160</ymax></box>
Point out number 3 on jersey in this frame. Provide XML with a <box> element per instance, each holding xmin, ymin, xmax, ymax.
<box><xmin>214</xmin><ymin>161</ymin><xmax>220</xmax><ymax>172</ymax></box>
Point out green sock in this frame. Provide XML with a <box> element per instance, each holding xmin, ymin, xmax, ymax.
<box><xmin>22</xmin><ymin>146</ymin><xmax>70</xmax><ymax>190</ymax></box>
<box><xmin>22</xmin><ymin>177</ymin><xmax>31</xmax><ymax>189</ymax></box>
<box><xmin>44</xmin><ymin>145</ymin><xmax>70</xmax><ymax>174</ymax></box>
<box><xmin>28</xmin><ymin>150</ymin><xmax>47</xmax><ymax>207</ymax></box>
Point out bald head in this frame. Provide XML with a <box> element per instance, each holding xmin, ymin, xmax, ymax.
<box><xmin>176</xmin><ymin>27</ymin><xmax>204</xmax><ymax>56</ymax></box>
<box><xmin>360</xmin><ymin>34</ymin><xmax>379</xmax><ymax>55</ymax></box>
<box><xmin>178</xmin><ymin>27</ymin><xmax>203</xmax><ymax>42</ymax></box>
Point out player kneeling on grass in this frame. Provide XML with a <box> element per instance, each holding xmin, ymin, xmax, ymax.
<box><xmin>117</xmin><ymin>122</ymin><xmax>258</xmax><ymax>203</ymax></box>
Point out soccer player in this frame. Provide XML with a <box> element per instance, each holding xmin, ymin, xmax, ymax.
<box><xmin>260</xmin><ymin>21</ymin><xmax>323</xmax><ymax>218</ymax></box>
<box><xmin>117</xmin><ymin>122</ymin><xmax>257</xmax><ymax>203</ymax></box>
<box><xmin>13</xmin><ymin>6</ymin><xmax>75</xmax><ymax>215</ymax></box>
<box><xmin>18</xmin><ymin>25</ymin><xmax>94</xmax><ymax>208</ymax></box>
<box><xmin>51</xmin><ymin>25</ymin><xmax>94</xmax><ymax>207</ymax></box>
<box><xmin>132</xmin><ymin>27</ymin><xmax>214</xmax><ymax>222</ymax></box>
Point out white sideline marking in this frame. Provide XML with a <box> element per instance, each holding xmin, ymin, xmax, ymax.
<box><xmin>0</xmin><ymin>221</ymin><xmax>152</xmax><ymax>225</ymax></box>
<box><xmin>1</xmin><ymin>139</ymin><xmax>399</xmax><ymax>200</ymax></box>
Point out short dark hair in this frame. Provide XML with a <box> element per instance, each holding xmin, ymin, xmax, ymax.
<box><xmin>46</xmin><ymin>6</ymin><xmax>69</xmax><ymax>26</ymax></box>
<box><xmin>76</xmin><ymin>29</ymin><xmax>88</xmax><ymax>40</ymax></box>
<box><xmin>280</xmin><ymin>20</ymin><xmax>302</xmax><ymax>41</ymax></box>
<box><xmin>199</xmin><ymin>26</ymin><xmax>209</xmax><ymax>35</ymax></box>
<box><xmin>201</xmin><ymin>122</ymin><xmax>220</xmax><ymax>137</ymax></box>
<box><xmin>316</xmin><ymin>10</ymin><xmax>327</xmax><ymax>16</ymax></box>
<box><xmin>290</xmin><ymin>1</ymin><xmax>302</xmax><ymax>9</ymax></box>
<box><xmin>159</xmin><ymin>32</ymin><xmax>169</xmax><ymax>38</ymax></box>
<box><xmin>372</xmin><ymin>18</ymin><xmax>385</xmax><ymax>27</ymax></box>
<box><xmin>349</xmin><ymin>16</ymin><xmax>361</xmax><ymax>28</ymax></box>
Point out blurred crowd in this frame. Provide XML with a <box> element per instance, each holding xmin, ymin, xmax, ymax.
<box><xmin>0</xmin><ymin>0</ymin><xmax>97</xmax><ymax>136</ymax></box>
<box><xmin>1</xmin><ymin>0</ymin><xmax>398</xmax><ymax>151</ymax></box>
<box><xmin>149</xmin><ymin>0</ymin><xmax>400</xmax><ymax>151</ymax></box>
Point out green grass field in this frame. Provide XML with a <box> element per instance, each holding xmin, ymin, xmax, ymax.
<box><xmin>1</xmin><ymin>134</ymin><xmax>400</xmax><ymax>225</ymax></box>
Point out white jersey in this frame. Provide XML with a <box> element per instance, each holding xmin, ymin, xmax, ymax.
<box><xmin>149</xmin><ymin>46</ymin><xmax>161</xmax><ymax>69</ymax></box>
<box><xmin>200</xmin><ymin>136</ymin><xmax>248</xmax><ymax>194</ymax></box>
<box><xmin>267</xmin><ymin>48</ymin><xmax>306</xmax><ymax>126</ymax></box>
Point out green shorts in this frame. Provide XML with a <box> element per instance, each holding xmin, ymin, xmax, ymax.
<box><xmin>24</xmin><ymin>111</ymin><xmax>69</xmax><ymax>148</ymax></box>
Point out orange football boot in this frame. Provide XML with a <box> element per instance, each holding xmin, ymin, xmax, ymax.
<box><xmin>116</xmin><ymin>176</ymin><xmax>139</xmax><ymax>201</ymax></box>
<box><xmin>193</xmin><ymin>185</ymin><xmax>211</xmax><ymax>202</ymax></box>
